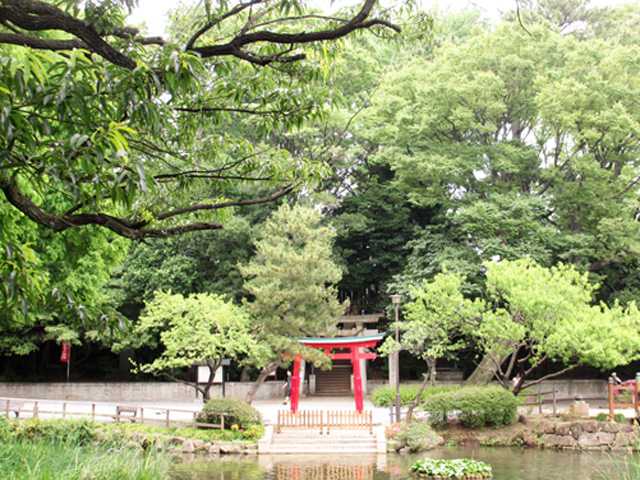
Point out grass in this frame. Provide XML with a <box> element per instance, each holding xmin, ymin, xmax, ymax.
<box><xmin>0</xmin><ymin>440</ymin><xmax>170</xmax><ymax>480</ymax></box>
<box><xmin>101</xmin><ymin>422</ymin><xmax>263</xmax><ymax>443</ymax></box>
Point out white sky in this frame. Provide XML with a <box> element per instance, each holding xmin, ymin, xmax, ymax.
<box><xmin>129</xmin><ymin>0</ymin><xmax>637</xmax><ymax>37</ymax></box>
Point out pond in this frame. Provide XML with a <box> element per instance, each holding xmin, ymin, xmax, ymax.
<box><xmin>170</xmin><ymin>448</ymin><xmax>639</xmax><ymax>480</ymax></box>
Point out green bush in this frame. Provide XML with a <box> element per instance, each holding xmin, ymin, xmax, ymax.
<box><xmin>423</xmin><ymin>386</ymin><xmax>519</xmax><ymax>429</ymax></box>
<box><xmin>410</xmin><ymin>458</ymin><xmax>492</xmax><ymax>478</ymax></box>
<box><xmin>371</xmin><ymin>384</ymin><xmax>460</xmax><ymax>407</ymax></box>
<box><xmin>394</xmin><ymin>421</ymin><xmax>443</xmax><ymax>453</ymax></box>
<box><xmin>9</xmin><ymin>419</ymin><xmax>97</xmax><ymax>445</ymax></box>
<box><xmin>595</xmin><ymin>412</ymin><xmax>627</xmax><ymax>423</ymax></box>
<box><xmin>197</xmin><ymin>399</ymin><xmax>261</xmax><ymax>430</ymax></box>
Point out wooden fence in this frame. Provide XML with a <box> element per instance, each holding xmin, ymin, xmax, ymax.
<box><xmin>0</xmin><ymin>397</ymin><xmax>224</xmax><ymax>429</ymax></box>
<box><xmin>608</xmin><ymin>375</ymin><xmax>640</xmax><ymax>419</ymax></box>
<box><xmin>276</xmin><ymin>410</ymin><xmax>373</xmax><ymax>434</ymax></box>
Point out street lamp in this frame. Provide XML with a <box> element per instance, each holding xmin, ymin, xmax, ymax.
<box><xmin>390</xmin><ymin>294</ymin><xmax>402</xmax><ymax>422</ymax></box>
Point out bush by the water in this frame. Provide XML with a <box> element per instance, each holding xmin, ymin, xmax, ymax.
<box><xmin>0</xmin><ymin>417</ymin><xmax>96</xmax><ymax>444</ymax></box>
<box><xmin>0</xmin><ymin>416</ymin><xmax>261</xmax><ymax>444</ymax></box>
<box><xmin>371</xmin><ymin>384</ymin><xmax>459</xmax><ymax>407</ymax></box>
<box><xmin>410</xmin><ymin>458</ymin><xmax>492</xmax><ymax>479</ymax></box>
<box><xmin>422</xmin><ymin>386</ymin><xmax>519</xmax><ymax>428</ymax></box>
<box><xmin>197</xmin><ymin>398</ymin><xmax>262</xmax><ymax>430</ymax></box>
<box><xmin>389</xmin><ymin>421</ymin><xmax>443</xmax><ymax>453</ymax></box>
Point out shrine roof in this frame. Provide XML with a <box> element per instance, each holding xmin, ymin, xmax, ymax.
<box><xmin>299</xmin><ymin>334</ymin><xmax>385</xmax><ymax>346</ymax></box>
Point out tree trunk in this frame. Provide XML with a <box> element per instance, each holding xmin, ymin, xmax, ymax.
<box><xmin>240</xmin><ymin>366</ymin><xmax>251</xmax><ymax>382</ymax></box>
<box><xmin>405</xmin><ymin>357</ymin><xmax>436</xmax><ymax>423</ymax></box>
<box><xmin>245</xmin><ymin>362</ymin><xmax>279</xmax><ymax>404</ymax></box>
<box><xmin>466</xmin><ymin>349</ymin><xmax>509</xmax><ymax>385</ymax></box>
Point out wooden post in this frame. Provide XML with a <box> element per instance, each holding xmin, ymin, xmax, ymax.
<box><xmin>33</xmin><ymin>401</ymin><xmax>38</xmax><ymax>419</ymax></box>
<box><xmin>192</xmin><ymin>411</ymin><xmax>197</xmax><ymax>428</ymax></box>
<box><xmin>91</xmin><ymin>403</ymin><xmax>96</xmax><ymax>422</ymax></box>
<box><xmin>62</xmin><ymin>402</ymin><xmax>67</xmax><ymax>419</ymax></box>
<box><xmin>290</xmin><ymin>355</ymin><xmax>302</xmax><ymax>414</ymax></box>
<box><xmin>220</xmin><ymin>413</ymin><xmax>224</xmax><ymax>430</ymax></box>
<box><xmin>633</xmin><ymin>372</ymin><xmax>640</xmax><ymax>418</ymax></box>
<box><xmin>352</xmin><ymin>347</ymin><xmax>364</xmax><ymax>413</ymax></box>
<box><xmin>608</xmin><ymin>377</ymin><xmax>615</xmax><ymax>421</ymax></box>
<box><xmin>537</xmin><ymin>386</ymin><xmax>542</xmax><ymax>415</ymax></box>
<box><xmin>165</xmin><ymin>409</ymin><xmax>170</xmax><ymax>428</ymax></box>
<box><xmin>5</xmin><ymin>400</ymin><xmax>9</xmax><ymax>419</ymax></box>
<box><xmin>139</xmin><ymin>407</ymin><xmax>144</xmax><ymax>424</ymax></box>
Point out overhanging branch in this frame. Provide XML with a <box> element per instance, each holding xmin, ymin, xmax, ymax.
<box><xmin>0</xmin><ymin>0</ymin><xmax>399</xmax><ymax>68</ymax></box>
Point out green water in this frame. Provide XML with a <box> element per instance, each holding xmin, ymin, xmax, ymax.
<box><xmin>170</xmin><ymin>448</ymin><xmax>640</xmax><ymax>480</ymax></box>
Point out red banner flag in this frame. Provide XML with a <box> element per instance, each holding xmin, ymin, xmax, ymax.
<box><xmin>60</xmin><ymin>342</ymin><xmax>71</xmax><ymax>364</ymax></box>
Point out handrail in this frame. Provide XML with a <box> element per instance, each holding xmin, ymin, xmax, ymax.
<box><xmin>0</xmin><ymin>397</ymin><xmax>223</xmax><ymax>429</ymax></box>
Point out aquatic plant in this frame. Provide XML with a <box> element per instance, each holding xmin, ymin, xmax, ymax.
<box><xmin>411</xmin><ymin>458</ymin><xmax>492</xmax><ymax>479</ymax></box>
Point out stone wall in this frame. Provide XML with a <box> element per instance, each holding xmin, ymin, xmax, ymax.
<box><xmin>531</xmin><ymin>419</ymin><xmax>636</xmax><ymax>450</ymax></box>
<box><xmin>0</xmin><ymin>381</ymin><xmax>284</xmax><ymax>402</ymax></box>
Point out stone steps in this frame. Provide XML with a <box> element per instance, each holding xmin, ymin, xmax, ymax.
<box><xmin>260</xmin><ymin>426</ymin><xmax>386</xmax><ymax>454</ymax></box>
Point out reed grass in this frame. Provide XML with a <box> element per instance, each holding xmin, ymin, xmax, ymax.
<box><xmin>0</xmin><ymin>440</ymin><xmax>171</xmax><ymax>480</ymax></box>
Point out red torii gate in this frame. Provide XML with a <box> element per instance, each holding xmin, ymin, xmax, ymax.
<box><xmin>289</xmin><ymin>334</ymin><xmax>384</xmax><ymax>413</ymax></box>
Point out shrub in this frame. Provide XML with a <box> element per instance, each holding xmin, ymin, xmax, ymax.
<box><xmin>410</xmin><ymin>458</ymin><xmax>492</xmax><ymax>479</ymax></box>
<box><xmin>197</xmin><ymin>399</ymin><xmax>261</xmax><ymax>430</ymax></box>
<box><xmin>423</xmin><ymin>386</ymin><xmax>519</xmax><ymax>429</ymax></box>
<box><xmin>393</xmin><ymin>421</ymin><xmax>443</xmax><ymax>453</ymax></box>
<box><xmin>10</xmin><ymin>419</ymin><xmax>97</xmax><ymax>445</ymax></box>
<box><xmin>371</xmin><ymin>385</ymin><xmax>460</xmax><ymax>407</ymax></box>
<box><xmin>595</xmin><ymin>412</ymin><xmax>627</xmax><ymax>423</ymax></box>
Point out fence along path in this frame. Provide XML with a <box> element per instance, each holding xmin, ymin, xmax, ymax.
<box><xmin>276</xmin><ymin>410</ymin><xmax>373</xmax><ymax>434</ymax></box>
<box><xmin>0</xmin><ymin>397</ymin><xmax>222</xmax><ymax>429</ymax></box>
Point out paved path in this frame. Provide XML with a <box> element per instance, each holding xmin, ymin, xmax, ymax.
<box><xmin>254</xmin><ymin>396</ymin><xmax>393</xmax><ymax>426</ymax></box>
<box><xmin>1</xmin><ymin>395</ymin><xmax>394</xmax><ymax>426</ymax></box>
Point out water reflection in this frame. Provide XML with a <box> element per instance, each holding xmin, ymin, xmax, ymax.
<box><xmin>170</xmin><ymin>448</ymin><xmax>640</xmax><ymax>480</ymax></box>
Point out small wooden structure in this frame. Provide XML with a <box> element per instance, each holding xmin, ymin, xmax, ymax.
<box><xmin>607</xmin><ymin>373</ymin><xmax>640</xmax><ymax>419</ymax></box>
<box><xmin>276</xmin><ymin>409</ymin><xmax>373</xmax><ymax>434</ymax></box>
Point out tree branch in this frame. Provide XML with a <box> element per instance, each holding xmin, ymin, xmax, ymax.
<box><xmin>155</xmin><ymin>184</ymin><xmax>295</xmax><ymax>221</ymax></box>
<box><xmin>519</xmin><ymin>365</ymin><xmax>577</xmax><ymax>392</ymax></box>
<box><xmin>0</xmin><ymin>177</ymin><xmax>224</xmax><ymax>239</ymax></box>
<box><xmin>0</xmin><ymin>0</ymin><xmax>399</xmax><ymax>68</ymax></box>
<box><xmin>0</xmin><ymin>0</ymin><xmax>137</xmax><ymax>69</ymax></box>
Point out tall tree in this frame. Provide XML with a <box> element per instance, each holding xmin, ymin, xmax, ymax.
<box><xmin>240</xmin><ymin>203</ymin><xmax>345</xmax><ymax>402</ymax></box>
<box><xmin>123</xmin><ymin>291</ymin><xmax>261</xmax><ymax>400</ymax></box>
<box><xmin>381</xmin><ymin>272</ymin><xmax>485</xmax><ymax>420</ymax></box>
<box><xmin>477</xmin><ymin>259</ymin><xmax>640</xmax><ymax>394</ymax></box>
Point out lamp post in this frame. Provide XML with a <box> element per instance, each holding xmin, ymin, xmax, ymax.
<box><xmin>390</xmin><ymin>294</ymin><xmax>402</xmax><ymax>422</ymax></box>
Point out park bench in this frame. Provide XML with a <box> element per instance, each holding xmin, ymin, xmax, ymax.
<box><xmin>6</xmin><ymin>400</ymin><xmax>25</xmax><ymax>418</ymax></box>
<box><xmin>114</xmin><ymin>405</ymin><xmax>138</xmax><ymax>423</ymax></box>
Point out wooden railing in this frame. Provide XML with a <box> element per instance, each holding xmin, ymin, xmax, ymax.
<box><xmin>276</xmin><ymin>410</ymin><xmax>373</xmax><ymax>434</ymax></box>
<box><xmin>608</xmin><ymin>375</ymin><xmax>640</xmax><ymax>419</ymax></box>
<box><xmin>0</xmin><ymin>397</ymin><xmax>224</xmax><ymax>429</ymax></box>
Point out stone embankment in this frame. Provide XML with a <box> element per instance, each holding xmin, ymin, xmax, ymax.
<box><xmin>443</xmin><ymin>418</ymin><xmax>638</xmax><ymax>451</ymax></box>
<box><xmin>530</xmin><ymin>419</ymin><xmax>635</xmax><ymax>450</ymax></box>
<box><xmin>97</xmin><ymin>431</ymin><xmax>258</xmax><ymax>455</ymax></box>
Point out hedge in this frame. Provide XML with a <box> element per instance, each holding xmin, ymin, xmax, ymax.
<box><xmin>196</xmin><ymin>398</ymin><xmax>262</xmax><ymax>430</ymax></box>
<box><xmin>422</xmin><ymin>385</ymin><xmax>519</xmax><ymax>428</ymax></box>
<box><xmin>371</xmin><ymin>384</ymin><xmax>460</xmax><ymax>407</ymax></box>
